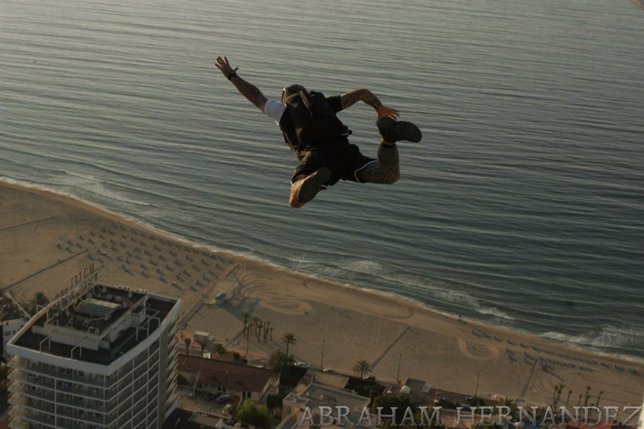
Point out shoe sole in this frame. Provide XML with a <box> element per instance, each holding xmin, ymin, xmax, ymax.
<box><xmin>377</xmin><ymin>118</ymin><xmax>422</xmax><ymax>143</ymax></box>
<box><xmin>297</xmin><ymin>167</ymin><xmax>332</xmax><ymax>204</ymax></box>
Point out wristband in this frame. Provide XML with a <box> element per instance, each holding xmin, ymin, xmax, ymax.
<box><xmin>226</xmin><ymin>68</ymin><xmax>239</xmax><ymax>80</ymax></box>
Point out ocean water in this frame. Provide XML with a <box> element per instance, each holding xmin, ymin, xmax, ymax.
<box><xmin>1</xmin><ymin>0</ymin><xmax>643</xmax><ymax>359</ymax></box>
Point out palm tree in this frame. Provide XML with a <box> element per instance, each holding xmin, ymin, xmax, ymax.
<box><xmin>28</xmin><ymin>292</ymin><xmax>50</xmax><ymax>314</ymax></box>
<box><xmin>184</xmin><ymin>337</ymin><xmax>191</xmax><ymax>355</ymax></box>
<box><xmin>282</xmin><ymin>333</ymin><xmax>297</xmax><ymax>357</ymax></box>
<box><xmin>263</xmin><ymin>321</ymin><xmax>271</xmax><ymax>342</ymax></box>
<box><xmin>583</xmin><ymin>385</ymin><xmax>592</xmax><ymax>407</ymax></box>
<box><xmin>243</xmin><ymin>312</ymin><xmax>250</xmax><ymax>338</ymax></box>
<box><xmin>34</xmin><ymin>291</ymin><xmax>49</xmax><ymax>307</ymax></box>
<box><xmin>353</xmin><ymin>360</ymin><xmax>372</xmax><ymax>379</ymax></box>
<box><xmin>252</xmin><ymin>317</ymin><xmax>260</xmax><ymax>336</ymax></box>
<box><xmin>595</xmin><ymin>390</ymin><xmax>604</xmax><ymax>407</ymax></box>
<box><xmin>577</xmin><ymin>394</ymin><xmax>583</xmax><ymax>407</ymax></box>
<box><xmin>552</xmin><ymin>384</ymin><xmax>565</xmax><ymax>408</ymax></box>
<box><xmin>495</xmin><ymin>397</ymin><xmax>518</xmax><ymax>420</ymax></box>
<box><xmin>256</xmin><ymin>320</ymin><xmax>264</xmax><ymax>340</ymax></box>
<box><xmin>566</xmin><ymin>390</ymin><xmax>572</xmax><ymax>405</ymax></box>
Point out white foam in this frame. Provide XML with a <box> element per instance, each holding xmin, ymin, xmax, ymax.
<box><xmin>476</xmin><ymin>306</ymin><xmax>516</xmax><ymax>320</ymax></box>
<box><xmin>540</xmin><ymin>325</ymin><xmax>644</xmax><ymax>364</ymax></box>
<box><xmin>339</xmin><ymin>259</ymin><xmax>384</xmax><ymax>275</ymax></box>
<box><xmin>50</xmin><ymin>171</ymin><xmax>150</xmax><ymax>207</ymax></box>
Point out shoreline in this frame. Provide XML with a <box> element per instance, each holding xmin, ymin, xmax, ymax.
<box><xmin>2</xmin><ymin>178</ymin><xmax>641</xmax><ymax>365</ymax></box>
<box><xmin>1</xmin><ymin>179</ymin><xmax>642</xmax><ymax>408</ymax></box>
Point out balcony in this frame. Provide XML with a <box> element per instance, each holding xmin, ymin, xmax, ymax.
<box><xmin>56</xmin><ymin>405</ymin><xmax>105</xmax><ymax>425</ymax></box>
<box><xmin>57</xmin><ymin>380</ymin><xmax>106</xmax><ymax>400</ymax></box>
<box><xmin>20</xmin><ymin>411</ymin><xmax>58</xmax><ymax>428</ymax></box>
<box><xmin>56</xmin><ymin>392</ymin><xmax>111</xmax><ymax>413</ymax></box>
<box><xmin>15</xmin><ymin>361</ymin><xmax>107</xmax><ymax>388</ymax></box>
<box><xmin>24</xmin><ymin>397</ymin><xmax>56</xmax><ymax>415</ymax></box>
<box><xmin>14</xmin><ymin>383</ymin><xmax>56</xmax><ymax>402</ymax></box>
<box><xmin>134</xmin><ymin>363</ymin><xmax>148</xmax><ymax>380</ymax></box>
<box><xmin>13</xmin><ymin>371</ymin><xmax>56</xmax><ymax>390</ymax></box>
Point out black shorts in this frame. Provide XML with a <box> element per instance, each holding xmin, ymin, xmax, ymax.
<box><xmin>291</xmin><ymin>143</ymin><xmax>375</xmax><ymax>186</ymax></box>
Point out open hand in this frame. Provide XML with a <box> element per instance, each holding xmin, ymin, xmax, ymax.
<box><xmin>376</xmin><ymin>105</ymin><xmax>400</xmax><ymax>119</ymax></box>
<box><xmin>215</xmin><ymin>56</ymin><xmax>235</xmax><ymax>78</ymax></box>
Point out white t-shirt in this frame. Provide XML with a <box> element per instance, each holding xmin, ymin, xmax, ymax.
<box><xmin>263</xmin><ymin>99</ymin><xmax>287</xmax><ymax>124</ymax></box>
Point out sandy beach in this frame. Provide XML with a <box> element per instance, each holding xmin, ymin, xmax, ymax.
<box><xmin>1</xmin><ymin>180</ymin><xmax>642</xmax><ymax>413</ymax></box>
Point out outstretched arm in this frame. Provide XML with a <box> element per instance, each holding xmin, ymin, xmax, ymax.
<box><xmin>340</xmin><ymin>88</ymin><xmax>400</xmax><ymax>119</ymax></box>
<box><xmin>215</xmin><ymin>56</ymin><xmax>267</xmax><ymax>112</ymax></box>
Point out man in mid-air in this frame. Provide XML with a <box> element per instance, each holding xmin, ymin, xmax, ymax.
<box><xmin>215</xmin><ymin>56</ymin><xmax>422</xmax><ymax>208</ymax></box>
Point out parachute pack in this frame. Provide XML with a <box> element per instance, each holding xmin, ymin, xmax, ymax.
<box><xmin>281</xmin><ymin>89</ymin><xmax>350</xmax><ymax>151</ymax></box>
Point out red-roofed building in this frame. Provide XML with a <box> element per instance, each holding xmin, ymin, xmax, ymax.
<box><xmin>178</xmin><ymin>354</ymin><xmax>280</xmax><ymax>404</ymax></box>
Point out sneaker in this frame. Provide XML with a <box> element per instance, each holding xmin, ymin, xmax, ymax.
<box><xmin>376</xmin><ymin>117</ymin><xmax>422</xmax><ymax>143</ymax></box>
<box><xmin>295</xmin><ymin>167</ymin><xmax>332</xmax><ymax>204</ymax></box>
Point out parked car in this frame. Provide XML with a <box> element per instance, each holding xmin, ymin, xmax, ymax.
<box><xmin>433</xmin><ymin>398</ymin><xmax>457</xmax><ymax>409</ymax></box>
<box><xmin>217</xmin><ymin>394</ymin><xmax>232</xmax><ymax>404</ymax></box>
<box><xmin>206</xmin><ymin>391</ymin><xmax>222</xmax><ymax>401</ymax></box>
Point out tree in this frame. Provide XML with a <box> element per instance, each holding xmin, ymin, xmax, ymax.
<box><xmin>583</xmin><ymin>385</ymin><xmax>592</xmax><ymax>407</ymax></box>
<box><xmin>552</xmin><ymin>383</ymin><xmax>565</xmax><ymax>408</ymax></box>
<box><xmin>27</xmin><ymin>292</ymin><xmax>50</xmax><ymax>315</ymax></box>
<box><xmin>353</xmin><ymin>360</ymin><xmax>373</xmax><ymax>379</ymax></box>
<box><xmin>595</xmin><ymin>390</ymin><xmax>604</xmax><ymax>407</ymax></box>
<box><xmin>236</xmin><ymin>399</ymin><xmax>272</xmax><ymax>429</ymax></box>
<box><xmin>346</xmin><ymin>376</ymin><xmax>385</xmax><ymax>399</ymax></box>
<box><xmin>497</xmin><ymin>397</ymin><xmax>519</xmax><ymax>420</ymax></box>
<box><xmin>243</xmin><ymin>312</ymin><xmax>250</xmax><ymax>338</ymax></box>
<box><xmin>252</xmin><ymin>317</ymin><xmax>260</xmax><ymax>336</ymax></box>
<box><xmin>268</xmin><ymin>350</ymin><xmax>293</xmax><ymax>371</ymax></box>
<box><xmin>282</xmin><ymin>333</ymin><xmax>297</xmax><ymax>357</ymax></box>
<box><xmin>565</xmin><ymin>390</ymin><xmax>572</xmax><ymax>405</ymax></box>
<box><xmin>263</xmin><ymin>321</ymin><xmax>271</xmax><ymax>342</ymax></box>
<box><xmin>184</xmin><ymin>337</ymin><xmax>191</xmax><ymax>355</ymax></box>
<box><xmin>256</xmin><ymin>320</ymin><xmax>264</xmax><ymax>341</ymax></box>
<box><xmin>212</xmin><ymin>343</ymin><xmax>226</xmax><ymax>356</ymax></box>
<box><xmin>371</xmin><ymin>394</ymin><xmax>413</xmax><ymax>426</ymax></box>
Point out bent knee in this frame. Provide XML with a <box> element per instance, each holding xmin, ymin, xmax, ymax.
<box><xmin>383</xmin><ymin>171</ymin><xmax>400</xmax><ymax>184</ymax></box>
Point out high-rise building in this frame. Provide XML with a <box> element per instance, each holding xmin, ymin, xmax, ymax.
<box><xmin>6</xmin><ymin>280</ymin><xmax>181</xmax><ymax>429</ymax></box>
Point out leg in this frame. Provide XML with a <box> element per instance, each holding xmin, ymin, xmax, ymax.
<box><xmin>289</xmin><ymin>167</ymin><xmax>331</xmax><ymax>208</ymax></box>
<box><xmin>354</xmin><ymin>117</ymin><xmax>422</xmax><ymax>184</ymax></box>
<box><xmin>288</xmin><ymin>150</ymin><xmax>333</xmax><ymax>208</ymax></box>
<box><xmin>355</xmin><ymin>142</ymin><xmax>400</xmax><ymax>184</ymax></box>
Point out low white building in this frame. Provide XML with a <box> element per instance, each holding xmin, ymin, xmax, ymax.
<box><xmin>280</xmin><ymin>382</ymin><xmax>375</xmax><ymax>429</ymax></box>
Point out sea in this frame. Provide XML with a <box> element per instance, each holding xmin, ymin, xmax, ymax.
<box><xmin>1</xmin><ymin>0</ymin><xmax>643</xmax><ymax>360</ymax></box>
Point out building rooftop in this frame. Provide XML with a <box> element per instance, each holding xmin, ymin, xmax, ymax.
<box><xmin>11</xmin><ymin>283</ymin><xmax>177</xmax><ymax>366</ymax></box>
<box><xmin>282</xmin><ymin>383</ymin><xmax>374</xmax><ymax>429</ymax></box>
<box><xmin>404</xmin><ymin>378</ymin><xmax>432</xmax><ymax>394</ymax></box>
<box><xmin>285</xmin><ymin>382</ymin><xmax>371</xmax><ymax>411</ymax></box>
<box><xmin>178</xmin><ymin>355</ymin><xmax>279</xmax><ymax>393</ymax></box>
